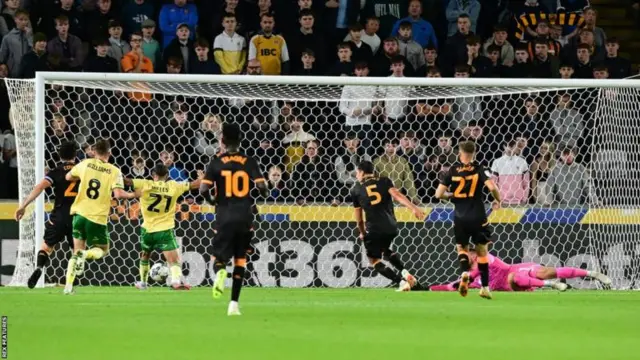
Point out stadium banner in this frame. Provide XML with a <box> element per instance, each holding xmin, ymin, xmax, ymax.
<box><xmin>1</xmin><ymin>218</ymin><xmax>638</xmax><ymax>288</ymax></box>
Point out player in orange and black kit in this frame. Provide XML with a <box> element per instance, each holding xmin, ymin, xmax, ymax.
<box><xmin>200</xmin><ymin>123</ymin><xmax>268</xmax><ymax>316</ymax></box>
<box><xmin>435</xmin><ymin>141</ymin><xmax>502</xmax><ymax>299</ymax></box>
<box><xmin>211</xmin><ymin>145</ymin><xmax>261</xmax><ymax>282</ymax></box>
<box><xmin>15</xmin><ymin>141</ymin><xmax>79</xmax><ymax>288</ymax></box>
<box><xmin>351</xmin><ymin>161</ymin><xmax>426</xmax><ymax>292</ymax></box>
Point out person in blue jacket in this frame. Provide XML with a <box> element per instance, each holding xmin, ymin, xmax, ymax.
<box><xmin>159</xmin><ymin>0</ymin><xmax>198</xmax><ymax>48</ymax></box>
<box><xmin>391</xmin><ymin>0</ymin><xmax>438</xmax><ymax>49</ymax></box>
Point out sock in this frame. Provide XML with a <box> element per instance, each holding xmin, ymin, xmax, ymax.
<box><xmin>555</xmin><ymin>267</ymin><xmax>588</xmax><ymax>279</ymax></box>
<box><xmin>514</xmin><ymin>273</ymin><xmax>546</xmax><ymax>288</ymax></box>
<box><xmin>373</xmin><ymin>262</ymin><xmax>403</xmax><ymax>283</ymax></box>
<box><xmin>213</xmin><ymin>260</ymin><xmax>226</xmax><ymax>274</ymax></box>
<box><xmin>36</xmin><ymin>250</ymin><xmax>49</xmax><ymax>269</ymax></box>
<box><xmin>85</xmin><ymin>248</ymin><xmax>105</xmax><ymax>260</ymax></box>
<box><xmin>477</xmin><ymin>256</ymin><xmax>489</xmax><ymax>287</ymax></box>
<box><xmin>139</xmin><ymin>260</ymin><xmax>150</xmax><ymax>283</ymax></box>
<box><xmin>170</xmin><ymin>263</ymin><xmax>182</xmax><ymax>285</ymax></box>
<box><xmin>386</xmin><ymin>252</ymin><xmax>405</xmax><ymax>272</ymax></box>
<box><xmin>458</xmin><ymin>252</ymin><xmax>470</xmax><ymax>273</ymax></box>
<box><xmin>231</xmin><ymin>266</ymin><xmax>245</xmax><ymax>302</ymax></box>
<box><xmin>65</xmin><ymin>256</ymin><xmax>77</xmax><ymax>287</ymax></box>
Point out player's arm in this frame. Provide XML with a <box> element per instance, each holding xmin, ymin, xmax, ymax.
<box><xmin>434</xmin><ymin>169</ymin><xmax>453</xmax><ymax>201</ymax></box>
<box><xmin>354</xmin><ymin>207</ymin><xmax>366</xmax><ymax>239</ymax></box>
<box><xmin>65</xmin><ymin>171</ymin><xmax>80</xmax><ymax>182</ymax></box>
<box><xmin>389</xmin><ymin>187</ymin><xmax>425</xmax><ymax>220</ymax></box>
<box><xmin>15</xmin><ymin>178</ymin><xmax>52</xmax><ymax>220</ymax></box>
<box><xmin>112</xmin><ymin>171</ymin><xmax>136</xmax><ymax>199</ymax></box>
<box><xmin>113</xmin><ymin>188</ymin><xmax>137</xmax><ymax>199</ymax></box>
<box><xmin>351</xmin><ymin>188</ymin><xmax>366</xmax><ymax>238</ymax></box>
<box><xmin>483</xmin><ymin>167</ymin><xmax>502</xmax><ymax>209</ymax></box>
<box><xmin>434</xmin><ymin>184</ymin><xmax>453</xmax><ymax>200</ymax></box>
<box><xmin>200</xmin><ymin>162</ymin><xmax>217</xmax><ymax>205</ymax></box>
<box><xmin>485</xmin><ymin>178</ymin><xmax>502</xmax><ymax>209</ymax></box>
<box><xmin>189</xmin><ymin>170</ymin><xmax>205</xmax><ymax>190</ymax></box>
<box><xmin>249</xmin><ymin>158</ymin><xmax>269</xmax><ymax>198</ymax></box>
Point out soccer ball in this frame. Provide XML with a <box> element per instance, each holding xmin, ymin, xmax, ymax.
<box><xmin>150</xmin><ymin>263</ymin><xmax>170</xmax><ymax>282</ymax></box>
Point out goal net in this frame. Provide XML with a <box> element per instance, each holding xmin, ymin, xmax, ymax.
<box><xmin>4</xmin><ymin>74</ymin><xmax>640</xmax><ymax>289</ymax></box>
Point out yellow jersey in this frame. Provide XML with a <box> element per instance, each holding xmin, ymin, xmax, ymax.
<box><xmin>248</xmin><ymin>33</ymin><xmax>290</xmax><ymax>75</ymax></box>
<box><xmin>132</xmin><ymin>179</ymin><xmax>190</xmax><ymax>233</ymax></box>
<box><xmin>69</xmin><ymin>158</ymin><xmax>124</xmax><ymax>225</ymax></box>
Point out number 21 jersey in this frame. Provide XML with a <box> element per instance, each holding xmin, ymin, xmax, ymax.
<box><xmin>69</xmin><ymin>158</ymin><xmax>124</xmax><ymax>225</ymax></box>
<box><xmin>132</xmin><ymin>179</ymin><xmax>190</xmax><ymax>233</ymax></box>
<box><xmin>439</xmin><ymin>161</ymin><xmax>491</xmax><ymax>222</ymax></box>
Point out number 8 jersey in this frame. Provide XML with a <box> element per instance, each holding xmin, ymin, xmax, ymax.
<box><xmin>68</xmin><ymin>158</ymin><xmax>124</xmax><ymax>225</ymax></box>
<box><xmin>132</xmin><ymin>179</ymin><xmax>190</xmax><ymax>233</ymax></box>
<box><xmin>439</xmin><ymin>161</ymin><xmax>491</xmax><ymax>223</ymax></box>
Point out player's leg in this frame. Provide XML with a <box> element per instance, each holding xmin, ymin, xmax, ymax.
<box><xmin>536</xmin><ymin>266</ymin><xmax>611</xmax><ymax>286</ymax></box>
<box><xmin>28</xmin><ymin>241</ymin><xmax>55</xmax><ymax>289</ymax></box>
<box><xmin>164</xmin><ymin>249</ymin><xmax>190</xmax><ymax>290</ymax></box>
<box><xmin>64</xmin><ymin>216</ymin><xmax>87</xmax><ymax>294</ymax></box>
<box><xmin>509</xmin><ymin>272</ymin><xmax>567</xmax><ymax>292</ymax></box>
<box><xmin>211</xmin><ymin>224</ymin><xmax>232</xmax><ymax>299</ymax></box>
<box><xmin>136</xmin><ymin>251</ymin><xmax>151</xmax><ymax>290</ymax></box>
<box><xmin>227</xmin><ymin>227</ymin><xmax>254</xmax><ymax>315</ymax></box>
<box><xmin>364</xmin><ymin>233</ymin><xmax>406</xmax><ymax>290</ymax></box>
<box><xmin>382</xmin><ymin>241</ymin><xmax>417</xmax><ymax>288</ymax></box>
<box><xmin>227</xmin><ymin>257</ymin><xmax>246</xmax><ymax>316</ymax></box>
<box><xmin>29</xmin><ymin>218</ymin><xmax>63</xmax><ymax>288</ymax></box>
<box><xmin>454</xmin><ymin>222</ymin><xmax>472</xmax><ymax>297</ymax></box>
<box><xmin>472</xmin><ymin>223</ymin><xmax>494</xmax><ymax>299</ymax></box>
<box><xmin>72</xmin><ymin>216</ymin><xmax>109</xmax><ymax>277</ymax></box>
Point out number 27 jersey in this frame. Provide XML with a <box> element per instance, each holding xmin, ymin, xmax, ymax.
<box><xmin>439</xmin><ymin>162</ymin><xmax>491</xmax><ymax>222</ymax></box>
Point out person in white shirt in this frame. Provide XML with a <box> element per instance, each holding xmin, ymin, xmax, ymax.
<box><xmin>281</xmin><ymin>116</ymin><xmax>316</xmax><ymax>172</ymax></box>
<box><xmin>377</xmin><ymin>56</ymin><xmax>411</xmax><ymax>133</ymax></box>
<box><xmin>491</xmin><ymin>139</ymin><xmax>530</xmax><ymax>205</ymax></box>
<box><xmin>344</xmin><ymin>16</ymin><xmax>381</xmax><ymax>55</ymax></box>
<box><xmin>338</xmin><ymin>62</ymin><xmax>381</xmax><ymax>153</ymax></box>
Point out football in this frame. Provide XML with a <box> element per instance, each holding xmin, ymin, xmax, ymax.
<box><xmin>149</xmin><ymin>263</ymin><xmax>170</xmax><ymax>282</ymax></box>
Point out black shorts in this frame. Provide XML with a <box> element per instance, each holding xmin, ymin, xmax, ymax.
<box><xmin>454</xmin><ymin>219</ymin><xmax>492</xmax><ymax>247</ymax></box>
<box><xmin>43</xmin><ymin>213</ymin><xmax>73</xmax><ymax>248</ymax></box>
<box><xmin>213</xmin><ymin>220</ymin><xmax>252</xmax><ymax>261</ymax></box>
<box><xmin>363</xmin><ymin>232</ymin><xmax>397</xmax><ymax>259</ymax></box>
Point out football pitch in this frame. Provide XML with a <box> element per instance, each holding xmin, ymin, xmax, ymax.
<box><xmin>1</xmin><ymin>288</ymin><xmax>639</xmax><ymax>360</ymax></box>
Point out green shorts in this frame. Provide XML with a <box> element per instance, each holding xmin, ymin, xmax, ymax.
<box><xmin>72</xmin><ymin>214</ymin><xmax>109</xmax><ymax>247</ymax></box>
<box><xmin>140</xmin><ymin>228</ymin><xmax>178</xmax><ymax>253</ymax></box>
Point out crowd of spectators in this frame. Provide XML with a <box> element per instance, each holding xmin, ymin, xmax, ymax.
<box><xmin>0</xmin><ymin>0</ymin><xmax>636</xmax><ymax>207</ymax></box>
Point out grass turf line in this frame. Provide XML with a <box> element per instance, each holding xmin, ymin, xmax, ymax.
<box><xmin>1</xmin><ymin>288</ymin><xmax>639</xmax><ymax>360</ymax></box>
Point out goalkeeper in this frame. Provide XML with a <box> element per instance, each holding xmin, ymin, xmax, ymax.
<box><xmin>131</xmin><ymin>164</ymin><xmax>203</xmax><ymax>290</ymax></box>
<box><xmin>430</xmin><ymin>251</ymin><xmax>611</xmax><ymax>292</ymax></box>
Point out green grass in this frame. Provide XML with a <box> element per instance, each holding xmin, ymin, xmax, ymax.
<box><xmin>1</xmin><ymin>288</ymin><xmax>639</xmax><ymax>360</ymax></box>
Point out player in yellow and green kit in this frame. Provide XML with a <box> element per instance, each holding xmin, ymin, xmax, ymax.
<box><xmin>131</xmin><ymin>164</ymin><xmax>203</xmax><ymax>290</ymax></box>
<box><xmin>63</xmin><ymin>139</ymin><xmax>137</xmax><ymax>294</ymax></box>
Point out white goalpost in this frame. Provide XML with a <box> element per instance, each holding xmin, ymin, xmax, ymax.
<box><xmin>4</xmin><ymin>73</ymin><xmax>640</xmax><ymax>289</ymax></box>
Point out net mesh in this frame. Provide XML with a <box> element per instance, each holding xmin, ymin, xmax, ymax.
<box><xmin>5</xmin><ymin>79</ymin><xmax>37</xmax><ymax>287</ymax></box>
<box><xmin>5</xmin><ymin>77</ymin><xmax>640</xmax><ymax>289</ymax></box>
